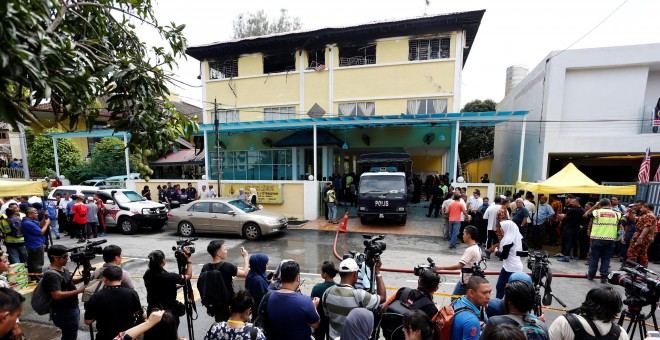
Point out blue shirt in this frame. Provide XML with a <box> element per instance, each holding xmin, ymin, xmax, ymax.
<box><xmin>451</xmin><ymin>296</ymin><xmax>485</xmax><ymax>340</ymax></box>
<box><xmin>266</xmin><ymin>291</ymin><xmax>320</xmax><ymax>340</ymax></box>
<box><xmin>66</xmin><ymin>200</ymin><xmax>75</xmax><ymax>216</ymax></box>
<box><xmin>535</xmin><ymin>203</ymin><xmax>555</xmax><ymax>225</ymax></box>
<box><xmin>21</xmin><ymin>218</ymin><xmax>44</xmax><ymax>249</ymax></box>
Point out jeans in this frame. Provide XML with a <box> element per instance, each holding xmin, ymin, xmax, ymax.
<box><xmin>588</xmin><ymin>239</ymin><xmax>616</xmax><ymax>278</ymax></box>
<box><xmin>6</xmin><ymin>244</ymin><xmax>28</xmax><ymax>264</ymax></box>
<box><xmin>449</xmin><ymin>222</ymin><xmax>461</xmax><ymax>247</ymax></box>
<box><xmin>496</xmin><ymin>268</ymin><xmax>513</xmax><ymax>299</ymax></box>
<box><xmin>49</xmin><ymin>219</ymin><xmax>59</xmax><ymax>237</ymax></box>
<box><xmin>27</xmin><ymin>246</ymin><xmax>44</xmax><ymax>278</ymax></box>
<box><xmin>328</xmin><ymin>203</ymin><xmax>337</xmax><ymax>221</ymax></box>
<box><xmin>51</xmin><ymin>307</ymin><xmax>80</xmax><ymax>340</ymax></box>
<box><xmin>562</xmin><ymin>227</ymin><xmax>579</xmax><ymax>257</ymax></box>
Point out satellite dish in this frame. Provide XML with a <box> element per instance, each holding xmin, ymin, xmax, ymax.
<box><xmin>262</xmin><ymin>138</ymin><xmax>273</xmax><ymax>147</ymax></box>
<box><xmin>423</xmin><ymin>132</ymin><xmax>436</xmax><ymax>145</ymax></box>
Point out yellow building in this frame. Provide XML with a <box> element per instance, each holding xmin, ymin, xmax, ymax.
<box><xmin>187</xmin><ymin>11</ymin><xmax>488</xmax><ymax>181</ymax></box>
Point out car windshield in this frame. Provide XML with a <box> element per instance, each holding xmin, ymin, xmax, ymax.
<box><xmin>113</xmin><ymin>191</ymin><xmax>143</xmax><ymax>203</ymax></box>
<box><xmin>228</xmin><ymin>199</ymin><xmax>258</xmax><ymax>213</ymax></box>
<box><xmin>359</xmin><ymin>175</ymin><xmax>406</xmax><ymax>194</ymax></box>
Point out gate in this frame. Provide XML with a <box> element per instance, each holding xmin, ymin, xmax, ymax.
<box><xmin>602</xmin><ymin>182</ymin><xmax>660</xmax><ymax>215</ymax></box>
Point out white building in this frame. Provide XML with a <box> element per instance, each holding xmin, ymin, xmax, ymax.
<box><xmin>494</xmin><ymin>43</ymin><xmax>660</xmax><ymax>185</ymax></box>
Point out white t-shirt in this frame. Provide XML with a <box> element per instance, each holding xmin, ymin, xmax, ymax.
<box><xmin>483</xmin><ymin>204</ymin><xmax>501</xmax><ymax>231</ymax></box>
<box><xmin>459</xmin><ymin>244</ymin><xmax>482</xmax><ymax>284</ymax></box>
<box><xmin>548</xmin><ymin>314</ymin><xmax>628</xmax><ymax>340</ymax></box>
<box><xmin>523</xmin><ymin>200</ymin><xmax>536</xmax><ymax>224</ymax></box>
<box><xmin>0</xmin><ymin>199</ymin><xmax>17</xmax><ymax>215</ymax></box>
<box><xmin>442</xmin><ymin>199</ymin><xmax>454</xmax><ymax>217</ymax></box>
<box><xmin>200</xmin><ymin>190</ymin><xmax>210</xmax><ymax>199</ymax></box>
<box><xmin>467</xmin><ymin>196</ymin><xmax>483</xmax><ymax>212</ymax></box>
<box><xmin>459</xmin><ymin>199</ymin><xmax>467</xmax><ymax>222</ymax></box>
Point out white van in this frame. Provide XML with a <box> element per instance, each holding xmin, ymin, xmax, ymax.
<box><xmin>48</xmin><ymin>186</ymin><xmax>167</xmax><ymax>234</ymax></box>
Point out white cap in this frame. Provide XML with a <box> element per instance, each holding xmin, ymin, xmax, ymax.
<box><xmin>339</xmin><ymin>258</ymin><xmax>359</xmax><ymax>273</ymax></box>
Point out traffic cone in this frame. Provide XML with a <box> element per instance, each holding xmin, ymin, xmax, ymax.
<box><xmin>338</xmin><ymin>211</ymin><xmax>349</xmax><ymax>233</ymax></box>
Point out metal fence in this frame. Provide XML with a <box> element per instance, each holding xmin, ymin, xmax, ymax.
<box><xmin>0</xmin><ymin>168</ymin><xmax>25</xmax><ymax>179</ymax></box>
<box><xmin>602</xmin><ymin>182</ymin><xmax>660</xmax><ymax>215</ymax></box>
<box><xmin>495</xmin><ymin>185</ymin><xmax>516</xmax><ymax>197</ymax></box>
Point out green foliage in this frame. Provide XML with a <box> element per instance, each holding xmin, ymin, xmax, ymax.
<box><xmin>233</xmin><ymin>9</ymin><xmax>302</xmax><ymax>39</ymax></box>
<box><xmin>88</xmin><ymin>137</ymin><xmax>138</xmax><ymax>176</ymax></box>
<box><xmin>459</xmin><ymin>99</ymin><xmax>498</xmax><ymax>162</ymax></box>
<box><xmin>0</xmin><ymin>0</ymin><xmax>198</xmax><ymax>175</ymax></box>
<box><xmin>27</xmin><ymin>128</ymin><xmax>83</xmax><ymax>177</ymax></box>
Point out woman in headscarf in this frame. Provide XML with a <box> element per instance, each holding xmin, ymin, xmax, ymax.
<box><xmin>249</xmin><ymin>188</ymin><xmax>258</xmax><ymax>206</ymax></box>
<box><xmin>492</xmin><ymin>220</ymin><xmax>524</xmax><ymax>299</ymax></box>
<box><xmin>340</xmin><ymin>308</ymin><xmax>373</xmax><ymax>340</ymax></box>
<box><xmin>236</xmin><ymin>188</ymin><xmax>247</xmax><ymax>202</ymax></box>
<box><xmin>245</xmin><ymin>253</ymin><xmax>269</xmax><ymax>319</ymax></box>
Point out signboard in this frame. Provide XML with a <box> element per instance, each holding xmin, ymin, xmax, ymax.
<box><xmin>224</xmin><ymin>183</ymin><xmax>283</xmax><ymax>204</ymax></box>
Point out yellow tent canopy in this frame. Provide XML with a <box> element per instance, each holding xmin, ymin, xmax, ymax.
<box><xmin>516</xmin><ymin>163</ymin><xmax>637</xmax><ymax>195</ymax></box>
<box><xmin>0</xmin><ymin>180</ymin><xmax>45</xmax><ymax>197</ymax></box>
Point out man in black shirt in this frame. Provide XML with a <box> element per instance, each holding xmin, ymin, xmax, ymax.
<box><xmin>85</xmin><ymin>266</ymin><xmax>142</xmax><ymax>340</ymax></box>
<box><xmin>185</xmin><ymin>183</ymin><xmax>198</xmax><ymax>202</ymax></box>
<box><xmin>557</xmin><ymin>197</ymin><xmax>584</xmax><ymax>262</ymax></box>
<box><xmin>201</xmin><ymin>240</ymin><xmax>249</xmax><ymax>321</ymax></box>
<box><xmin>43</xmin><ymin>245</ymin><xmax>87</xmax><ymax>340</ymax></box>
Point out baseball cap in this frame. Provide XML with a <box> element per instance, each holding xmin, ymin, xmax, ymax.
<box><xmin>508</xmin><ymin>272</ymin><xmax>533</xmax><ymax>284</ymax></box>
<box><xmin>87</xmin><ymin>196</ymin><xmax>93</xmax><ymax>201</ymax></box>
<box><xmin>339</xmin><ymin>258</ymin><xmax>359</xmax><ymax>273</ymax></box>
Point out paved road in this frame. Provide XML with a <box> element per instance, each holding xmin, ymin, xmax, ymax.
<box><xmin>19</xmin><ymin>227</ymin><xmax>660</xmax><ymax>339</ymax></box>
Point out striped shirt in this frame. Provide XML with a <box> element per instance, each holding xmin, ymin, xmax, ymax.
<box><xmin>322</xmin><ymin>284</ymin><xmax>380</xmax><ymax>338</ymax></box>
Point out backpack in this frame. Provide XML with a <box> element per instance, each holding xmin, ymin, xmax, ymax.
<box><xmin>502</xmin><ymin>314</ymin><xmax>549</xmax><ymax>340</ymax></box>
<box><xmin>7</xmin><ymin>217</ymin><xmax>22</xmax><ymax>238</ymax></box>
<box><xmin>381</xmin><ymin>288</ymin><xmax>436</xmax><ymax>340</ymax></box>
<box><xmin>435</xmin><ymin>301</ymin><xmax>479</xmax><ymax>340</ymax></box>
<box><xmin>31</xmin><ymin>269</ymin><xmax>60</xmax><ymax>315</ymax></box>
<box><xmin>253</xmin><ymin>290</ymin><xmax>275</xmax><ymax>338</ymax></box>
<box><xmin>196</xmin><ymin>262</ymin><xmax>230</xmax><ymax>316</ymax></box>
<box><xmin>82</xmin><ymin>269</ymin><xmax>105</xmax><ymax>304</ymax></box>
<box><xmin>564</xmin><ymin>313</ymin><xmax>621</xmax><ymax>340</ymax></box>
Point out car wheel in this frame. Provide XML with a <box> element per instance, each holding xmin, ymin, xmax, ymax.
<box><xmin>360</xmin><ymin>217</ymin><xmax>367</xmax><ymax>224</ymax></box>
<box><xmin>118</xmin><ymin>217</ymin><xmax>138</xmax><ymax>235</ymax></box>
<box><xmin>178</xmin><ymin>221</ymin><xmax>195</xmax><ymax>237</ymax></box>
<box><xmin>243</xmin><ymin>223</ymin><xmax>261</xmax><ymax>240</ymax></box>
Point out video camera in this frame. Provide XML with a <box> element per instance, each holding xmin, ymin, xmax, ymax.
<box><xmin>363</xmin><ymin>234</ymin><xmax>386</xmax><ymax>266</ymax></box>
<box><xmin>343</xmin><ymin>234</ymin><xmax>386</xmax><ymax>295</ymax></box>
<box><xmin>414</xmin><ymin>257</ymin><xmax>435</xmax><ymax>276</ymax></box>
<box><xmin>173</xmin><ymin>238</ymin><xmax>197</xmax><ymax>264</ymax></box>
<box><xmin>526</xmin><ymin>251</ymin><xmax>565</xmax><ymax>315</ymax></box>
<box><xmin>65</xmin><ymin>239</ymin><xmax>107</xmax><ymax>284</ymax></box>
<box><xmin>471</xmin><ymin>251</ymin><xmax>488</xmax><ymax>278</ymax></box>
<box><xmin>609</xmin><ymin>260</ymin><xmax>660</xmax><ymax>308</ymax></box>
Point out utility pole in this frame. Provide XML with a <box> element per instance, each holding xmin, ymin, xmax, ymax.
<box><xmin>214</xmin><ymin>98</ymin><xmax>222</xmax><ymax>197</ymax></box>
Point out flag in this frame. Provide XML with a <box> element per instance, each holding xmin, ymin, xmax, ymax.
<box><xmin>638</xmin><ymin>147</ymin><xmax>651</xmax><ymax>183</ymax></box>
<box><xmin>654</xmin><ymin>163</ymin><xmax>660</xmax><ymax>182</ymax></box>
<box><xmin>314</xmin><ymin>64</ymin><xmax>326</xmax><ymax>72</ymax></box>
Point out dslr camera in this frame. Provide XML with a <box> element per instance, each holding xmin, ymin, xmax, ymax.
<box><xmin>414</xmin><ymin>257</ymin><xmax>435</xmax><ymax>276</ymax></box>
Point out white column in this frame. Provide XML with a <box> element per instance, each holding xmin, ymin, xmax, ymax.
<box><xmin>453</xmin><ymin>30</ymin><xmax>464</xmax><ymax>112</ymax></box>
<box><xmin>203</xmin><ymin>130</ymin><xmax>209</xmax><ymax>180</ymax></box>
<box><xmin>18</xmin><ymin>124</ymin><xmax>29</xmax><ymax>180</ymax></box>
<box><xmin>291</xmin><ymin>147</ymin><xmax>298</xmax><ymax>180</ymax></box>
<box><xmin>313</xmin><ymin>125</ymin><xmax>318</xmax><ymax>181</ymax></box>
<box><xmin>517</xmin><ymin>117</ymin><xmax>527</xmax><ymax>182</ymax></box>
<box><xmin>328</xmin><ymin>46</ymin><xmax>334</xmax><ymax>116</ymax></box>
<box><xmin>453</xmin><ymin>121</ymin><xmax>460</xmax><ymax>183</ymax></box>
<box><xmin>201</xmin><ymin>61</ymin><xmax>209</xmax><ymax>124</ymax></box>
<box><xmin>123</xmin><ymin>133</ymin><xmax>130</xmax><ymax>178</ymax></box>
<box><xmin>52</xmin><ymin>136</ymin><xmax>60</xmax><ymax>177</ymax></box>
<box><xmin>299</xmin><ymin>51</ymin><xmax>305</xmax><ymax>118</ymax></box>
<box><xmin>321</xmin><ymin>146</ymin><xmax>328</xmax><ymax>179</ymax></box>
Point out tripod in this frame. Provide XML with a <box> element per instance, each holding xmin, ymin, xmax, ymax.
<box><xmin>175</xmin><ymin>251</ymin><xmax>197</xmax><ymax>340</ymax></box>
<box><xmin>618</xmin><ymin>301</ymin><xmax>658</xmax><ymax>340</ymax></box>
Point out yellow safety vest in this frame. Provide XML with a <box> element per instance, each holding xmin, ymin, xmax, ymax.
<box><xmin>591</xmin><ymin>208</ymin><xmax>621</xmax><ymax>241</ymax></box>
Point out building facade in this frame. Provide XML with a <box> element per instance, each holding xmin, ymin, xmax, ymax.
<box><xmin>187</xmin><ymin>11</ymin><xmax>486</xmax><ymax>181</ymax></box>
<box><xmin>494</xmin><ymin>43</ymin><xmax>660</xmax><ymax>185</ymax></box>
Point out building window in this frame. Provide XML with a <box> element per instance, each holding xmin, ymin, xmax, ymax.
<box><xmin>209</xmin><ymin>59</ymin><xmax>238</xmax><ymax>79</ymax></box>
<box><xmin>307</xmin><ymin>49</ymin><xmax>326</xmax><ymax>70</ymax></box>
<box><xmin>263</xmin><ymin>53</ymin><xmax>296</xmax><ymax>74</ymax></box>
<box><xmin>338</xmin><ymin>102</ymin><xmax>376</xmax><ymax>117</ymax></box>
<box><xmin>0</xmin><ymin>132</ymin><xmax>7</xmax><ymax>139</ymax></box>
<box><xmin>339</xmin><ymin>44</ymin><xmax>376</xmax><ymax>67</ymax></box>
<box><xmin>214</xmin><ymin>110</ymin><xmax>239</xmax><ymax>123</ymax></box>
<box><xmin>406</xmin><ymin>99</ymin><xmax>448</xmax><ymax>114</ymax></box>
<box><xmin>210</xmin><ymin>149</ymin><xmax>293</xmax><ymax>181</ymax></box>
<box><xmin>408</xmin><ymin>38</ymin><xmax>450</xmax><ymax>61</ymax></box>
<box><xmin>264</xmin><ymin>106</ymin><xmax>296</xmax><ymax>121</ymax></box>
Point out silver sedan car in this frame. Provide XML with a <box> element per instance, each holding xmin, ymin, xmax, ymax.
<box><xmin>166</xmin><ymin>198</ymin><xmax>288</xmax><ymax>240</ymax></box>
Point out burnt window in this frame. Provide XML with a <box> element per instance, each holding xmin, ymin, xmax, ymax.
<box><xmin>307</xmin><ymin>49</ymin><xmax>326</xmax><ymax>70</ymax></box>
<box><xmin>338</xmin><ymin>44</ymin><xmax>376</xmax><ymax>67</ymax></box>
<box><xmin>263</xmin><ymin>53</ymin><xmax>296</xmax><ymax>74</ymax></box>
<box><xmin>408</xmin><ymin>38</ymin><xmax>450</xmax><ymax>61</ymax></box>
<box><xmin>209</xmin><ymin>59</ymin><xmax>238</xmax><ymax>79</ymax></box>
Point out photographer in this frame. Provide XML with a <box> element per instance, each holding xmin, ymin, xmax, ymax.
<box><xmin>548</xmin><ymin>286</ymin><xmax>626</xmax><ymax>340</ymax></box>
<box><xmin>21</xmin><ymin>207</ymin><xmax>49</xmax><ymax>282</ymax></box>
<box><xmin>43</xmin><ymin>245</ymin><xmax>88</xmax><ymax>340</ymax></box>
<box><xmin>435</xmin><ymin>225</ymin><xmax>482</xmax><ymax>298</ymax></box>
<box><xmin>323</xmin><ymin>258</ymin><xmax>386</xmax><ymax>339</ymax></box>
<box><xmin>143</xmin><ymin>249</ymin><xmax>192</xmax><ymax>325</ymax></box>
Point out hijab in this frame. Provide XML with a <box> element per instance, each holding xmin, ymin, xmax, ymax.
<box><xmin>245</xmin><ymin>253</ymin><xmax>269</xmax><ymax>298</ymax></box>
<box><xmin>500</xmin><ymin>220</ymin><xmax>523</xmax><ymax>254</ymax></box>
<box><xmin>249</xmin><ymin>188</ymin><xmax>257</xmax><ymax>200</ymax></box>
<box><xmin>341</xmin><ymin>308</ymin><xmax>374</xmax><ymax>340</ymax></box>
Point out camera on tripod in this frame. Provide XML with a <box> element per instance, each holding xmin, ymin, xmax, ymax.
<box><xmin>526</xmin><ymin>251</ymin><xmax>565</xmax><ymax>315</ymax></box>
<box><xmin>66</xmin><ymin>239</ymin><xmax>107</xmax><ymax>284</ymax></box>
<box><xmin>363</xmin><ymin>234</ymin><xmax>386</xmax><ymax>265</ymax></box>
<box><xmin>609</xmin><ymin>261</ymin><xmax>660</xmax><ymax>308</ymax></box>
<box><xmin>173</xmin><ymin>238</ymin><xmax>197</xmax><ymax>260</ymax></box>
<box><xmin>471</xmin><ymin>252</ymin><xmax>488</xmax><ymax>278</ymax></box>
<box><xmin>414</xmin><ymin>257</ymin><xmax>435</xmax><ymax>276</ymax></box>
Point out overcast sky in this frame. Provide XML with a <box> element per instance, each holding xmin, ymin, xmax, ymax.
<box><xmin>145</xmin><ymin>0</ymin><xmax>660</xmax><ymax>110</ymax></box>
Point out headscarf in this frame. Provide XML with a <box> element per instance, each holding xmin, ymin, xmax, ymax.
<box><xmin>245</xmin><ymin>253</ymin><xmax>269</xmax><ymax>299</ymax></box>
<box><xmin>268</xmin><ymin>259</ymin><xmax>293</xmax><ymax>291</ymax></box>
<box><xmin>341</xmin><ymin>308</ymin><xmax>374</xmax><ymax>340</ymax></box>
<box><xmin>500</xmin><ymin>220</ymin><xmax>523</xmax><ymax>254</ymax></box>
<box><xmin>249</xmin><ymin>188</ymin><xmax>257</xmax><ymax>200</ymax></box>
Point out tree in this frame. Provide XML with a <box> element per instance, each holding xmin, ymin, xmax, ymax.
<box><xmin>233</xmin><ymin>9</ymin><xmax>302</xmax><ymax>39</ymax></box>
<box><xmin>0</xmin><ymin>0</ymin><xmax>198</xmax><ymax>177</ymax></box>
<box><xmin>27</xmin><ymin>128</ymin><xmax>83</xmax><ymax>178</ymax></box>
<box><xmin>459</xmin><ymin>99</ymin><xmax>498</xmax><ymax>163</ymax></box>
<box><xmin>88</xmin><ymin>137</ymin><xmax>143</xmax><ymax>177</ymax></box>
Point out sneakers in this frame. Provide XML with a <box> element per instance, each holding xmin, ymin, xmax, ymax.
<box><xmin>557</xmin><ymin>256</ymin><xmax>570</xmax><ymax>262</ymax></box>
<box><xmin>587</xmin><ymin>275</ymin><xmax>594</xmax><ymax>281</ymax></box>
<box><xmin>55</xmin><ymin>236</ymin><xmax>60</xmax><ymax>240</ymax></box>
